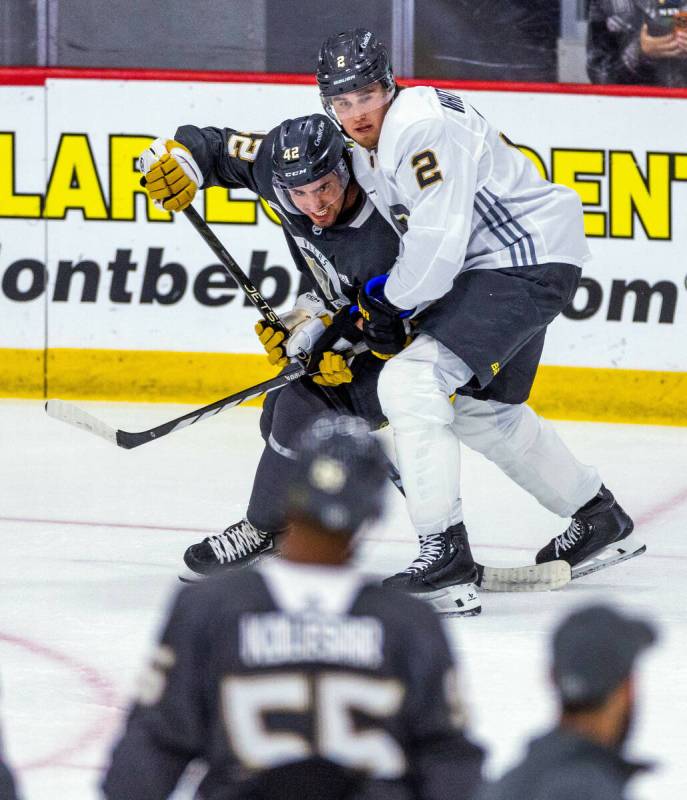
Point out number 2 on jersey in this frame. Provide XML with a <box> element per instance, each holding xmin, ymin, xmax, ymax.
<box><xmin>228</xmin><ymin>133</ymin><xmax>263</xmax><ymax>162</ymax></box>
<box><xmin>412</xmin><ymin>149</ymin><xmax>443</xmax><ymax>189</ymax></box>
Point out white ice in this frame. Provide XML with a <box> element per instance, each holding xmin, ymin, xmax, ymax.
<box><xmin>1</xmin><ymin>399</ymin><xmax>686</xmax><ymax>799</ymax></box>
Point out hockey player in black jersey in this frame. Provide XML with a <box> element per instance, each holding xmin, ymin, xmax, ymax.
<box><xmin>138</xmin><ymin>115</ymin><xmax>401</xmax><ymax>578</ymax></box>
<box><xmin>102</xmin><ymin>413</ymin><xmax>485</xmax><ymax>800</ymax></box>
<box><xmin>314</xmin><ymin>29</ymin><xmax>643</xmax><ymax>609</ymax></box>
<box><xmin>0</xmin><ymin>738</ymin><xmax>19</xmax><ymax>800</ymax></box>
<box><xmin>0</xmin><ymin>677</ymin><xmax>19</xmax><ymax>800</ymax></box>
<box><xmin>0</xmin><ymin>755</ymin><xmax>18</xmax><ymax>800</ymax></box>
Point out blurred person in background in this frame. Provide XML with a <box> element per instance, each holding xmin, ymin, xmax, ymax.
<box><xmin>587</xmin><ymin>0</ymin><xmax>687</xmax><ymax>86</ymax></box>
<box><xmin>0</xmin><ymin>695</ymin><xmax>20</xmax><ymax>800</ymax></box>
<box><xmin>0</xmin><ymin>750</ymin><xmax>19</xmax><ymax>800</ymax></box>
<box><xmin>476</xmin><ymin>603</ymin><xmax>656</xmax><ymax>800</ymax></box>
<box><xmin>102</xmin><ymin>413</ymin><xmax>484</xmax><ymax>800</ymax></box>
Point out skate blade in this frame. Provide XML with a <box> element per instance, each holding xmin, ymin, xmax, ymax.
<box><xmin>423</xmin><ymin>583</ymin><xmax>482</xmax><ymax>617</ymax></box>
<box><xmin>571</xmin><ymin>533</ymin><xmax>646</xmax><ymax>580</ymax></box>
<box><xmin>178</xmin><ymin>549</ymin><xmax>282</xmax><ymax>583</ymax></box>
<box><xmin>480</xmin><ymin>560</ymin><xmax>571</xmax><ymax>592</ymax></box>
<box><xmin>178</xmin><ymin>569</ymin><xmax>205</xmax><ymax>583</ymax></box>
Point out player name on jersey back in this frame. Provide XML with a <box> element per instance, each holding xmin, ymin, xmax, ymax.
<box><xmin>239</xmin><ymin>611</ymin><xmax>384</xmax><ymax>668</ymax></box>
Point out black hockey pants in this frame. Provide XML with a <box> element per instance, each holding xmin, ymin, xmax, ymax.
<box><xmin>246</xmin><ymin>352</ymin><xmax>384</xmax><ymax>532</ymax></box>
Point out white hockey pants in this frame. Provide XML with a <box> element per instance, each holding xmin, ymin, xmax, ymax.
<box><xmin>377</xmin><ymin>335</ymin><xmax>602</xmax><ymax>537</ymax></box>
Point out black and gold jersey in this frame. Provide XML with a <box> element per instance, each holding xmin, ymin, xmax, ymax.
<box><xmin>175</xmin><ymin>124</ymin><xmax>401</xmax><ymax>311</ymax></box>
<box><xmin>102</xmin><ymin>561</ymin><xmax>483</xmax><ymax>800</ymax></box>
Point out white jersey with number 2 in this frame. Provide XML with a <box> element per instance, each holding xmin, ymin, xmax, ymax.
<box><xmin>351</xmin><ymin>86</ymin><xmax>591</xmax><ymax>311</ymax></box>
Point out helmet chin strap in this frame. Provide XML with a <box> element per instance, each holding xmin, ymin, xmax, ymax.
<box><xmin>336</xmin><ymin>156</ymin><xmax>351</xmax><ymax>193</ymax></box>
<box><xmin>321</xmin><ymin>98</ymin><xmax>344</xmax><ymax>131</ymax></box>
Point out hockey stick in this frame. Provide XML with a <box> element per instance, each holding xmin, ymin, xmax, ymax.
<box><xmin>45</xmin><ymin>362</ymin><xmax>309</xmax><ymax>449</ymax></box>
<box><xmin>44</xmin><ymin>204</ymin><xmax>356</xmax><ymax>449</ymax></box>
<box><xmin>182</xmin><ymin>203</ymin><xmax>350</xmax><ymax>406</ymax></box>
<box><xmin>183</xmin><ymin>205</ymin><xmax>287</xmax><ymax>332</ymax></box>
<box><xmin>182</xmin><ymin>206</ymin><xmax>570</xmax><ymax>593</ymax></box>
<box><xmin>45</xmin><ymin>200</ymin><xmax>307</xmax><ymax>444</ymax></box>
<box><xmin>44</xmin><ymin>203</ymin><xmax>349</xmax><ymax>448</ymax></box>
<box><xmin>184</xmin><ymin>203</ymin><xmax>365</xmax><ymax>430</ymax></box>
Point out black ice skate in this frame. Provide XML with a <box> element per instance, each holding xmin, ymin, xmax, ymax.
<box><xmin>182</xmin><ymin>519</ymin><xmax>280</xmax><ymax>579</ymax></box>
<box><xmin>536</xmin><ymin>485</ymin><xmax>645</xmax><ymax>580</ymax></box>
<box><xmin>383</xmin><ymin>523</ymin><xmax>481</xmax><ymax>616</ymax></box>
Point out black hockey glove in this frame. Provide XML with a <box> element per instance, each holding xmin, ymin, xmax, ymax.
<box><xmin>358</xmin><ymin>275</ymin><xmax>410</xmax><ymax>360</ymax></box>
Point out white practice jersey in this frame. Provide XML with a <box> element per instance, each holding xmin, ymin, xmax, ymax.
<box><xmin>351</xmin><ymin>86</ymin><xmax>591</xmax><ymax>310</ymax></box>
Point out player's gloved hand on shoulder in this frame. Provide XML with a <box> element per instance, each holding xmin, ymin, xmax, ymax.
<box><xmin>138</xmin><ymin>137</ymin><xmax>203</xmax><ymax>212</ymax></box>
<box><xmin>358</xmin><ymin>275</ymin><xmax>410</xmax><ymax>360</ymax></box>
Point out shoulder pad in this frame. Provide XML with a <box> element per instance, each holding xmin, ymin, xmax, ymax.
<box><xmin>378</xmin><ymin>87</ymin><xmax>444</xmax><ymax>165</ymax></box>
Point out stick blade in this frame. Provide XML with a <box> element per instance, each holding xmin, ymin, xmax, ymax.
<box><xmin>45</xmin><ymin>399</ymin><xmax>118</xmax><ymax>445</ymax></box>
<box><xmin>479</xmin><ymin>560</ymin><xmax>571</xmax><ymax>592</ymax></box>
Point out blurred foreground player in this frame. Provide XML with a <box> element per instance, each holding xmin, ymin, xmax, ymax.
<box><xmin>477</xmin><ymin>604</ymin><xmax>656</xmax><ymax>800</ymax></box>
<box><xmin>102</xmin><ymin>414</ymin><xmax>484</xmax><ymax>800</ymax></box>
<box><xmin>315</xmin><ymin>29</ymin><xmax>644</xmax><ymax>612</ymax></box>
<box><xmin>0</xmin><ymin>746</ymin><xmax>19</xmax><ymax>800</ymax></box>
<box><xmin>0</xmin><ymin>690</ymin><xmax>20</xmax><ymax>800</ymax></box>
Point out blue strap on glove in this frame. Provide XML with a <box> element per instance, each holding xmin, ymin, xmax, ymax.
<box><xmin>357</xmin><ymin>275</ymin><xmax>413</xmax><ymax>360</ymax></box>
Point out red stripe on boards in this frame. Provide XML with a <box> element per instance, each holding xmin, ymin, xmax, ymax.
<box><xmin>2</xmin><ymin>65</ymin><xmax>687</xmax><ymax>98</ymax></box>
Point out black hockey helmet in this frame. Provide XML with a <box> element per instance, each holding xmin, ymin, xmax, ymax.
<box><xmin>286</xmin><ymin>413</ymin><xmax>388</xmax><ymax>535</ymax></box>
<box><xmin>316</xmin><ymin>28</ymin><xmax>395</xmax><ymax>101</ymax></box>
<box><xmin>272</xmin><ymin>114</ymin><xmax>349</xmax><ymax>191</ymax></box>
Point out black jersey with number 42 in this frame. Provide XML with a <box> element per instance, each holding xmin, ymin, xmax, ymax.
<box><xmin>102</xmin><ymin>561</ymin><xmax>483</xmax><ymax>800</ymax></box>
<box><xmin>175</xmin><ymin>124</ymin><xmax>401</xmax><ymax>311</ymax></box>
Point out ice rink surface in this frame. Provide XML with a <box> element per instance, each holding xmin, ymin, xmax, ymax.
<box><xmin>1</xmin><ymin>398</ymin><xmax>686</xmax><ymax>799</ymax></box>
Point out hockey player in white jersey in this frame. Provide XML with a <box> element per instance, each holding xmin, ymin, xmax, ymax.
<box><xmin>315</xmin><ymin>29</ymin><xmax>644</xmax><ymax>614</ymax></box>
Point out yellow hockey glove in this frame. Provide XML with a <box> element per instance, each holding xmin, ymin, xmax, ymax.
<box><xmin>313</xmin><ymin>351</ymin><xmax>353</xmax><ymax>386</ymax></box>
<box><xmin>139</xmin><ymin>138</ymin><xmax>202</xmax><ymax>212</ymax></box>
<box><xmin>255</xmin><ymin>320</ymin><xmax>288</xmax><ymax>369</ymax></box>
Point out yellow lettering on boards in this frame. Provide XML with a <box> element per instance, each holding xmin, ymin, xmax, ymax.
<box><xmin>259</xmin><ymin>197</ymin><xmax>282</xmax><ymax>225</ymax></box>
<box><xmin>0</xmin><ymin>132</ymin><xmax>42</xmax><ymax>217</ymax></box>
<box><xmin>44</xmin><ymin>134</ymin><xmax>108</xmax><ymax>219</ymax></box>
<box><xmin>205</xmin><ymin>187</ymin><xmax>257</xmax><ymax>224</ymax></box>
<box><xmin>110</xmin><ymin>135</ymin><xmax>170</xmax><ymax>222</ymax></box>
<box><xmin>610</xmin><ymin>151</ymin><xmax>670</xmax><ymax>240</ymax></box>
<box><xmin>552</xmin><ymin>149</ymin><xmax>606</xmax><ymax>237</ymax></box>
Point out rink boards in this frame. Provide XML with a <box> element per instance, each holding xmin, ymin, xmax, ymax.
<box><xmin>1</xmin><ymin>70</ymin><xmax>686</xmax><ymax>424</ymax></box>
